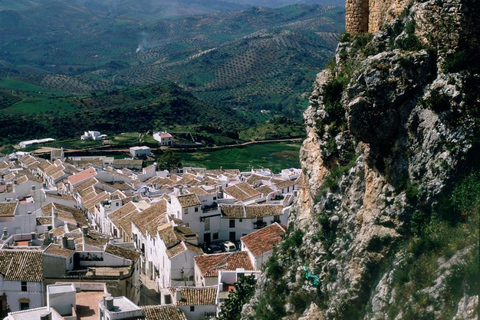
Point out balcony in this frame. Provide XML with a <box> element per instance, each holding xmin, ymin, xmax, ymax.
<box><xmin>202</xmin><ymin>202</ymin><xmax>218</xmax><ymax>213</ymax></box>
<box><xmin>253</xmin><ymin>221</ymin><xmax>266</xmax><ymax>229</ymax></box>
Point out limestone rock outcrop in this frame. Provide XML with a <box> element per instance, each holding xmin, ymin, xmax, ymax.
<box><xmin>243</xmin><ymin>0</ymin><xmax>479</xmax><ymax>319</ymax></box>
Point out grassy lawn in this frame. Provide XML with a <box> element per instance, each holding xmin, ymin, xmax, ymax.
<box><xmin>178</xmin><ymin>142</ymin><xmax>301</xmax><ymax>172</ymax></box>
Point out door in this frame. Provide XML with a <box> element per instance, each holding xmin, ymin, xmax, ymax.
<box><xmin>204</xmin><ymin>233</ymin><xmax>211</xmax><ymax>244</ymax></box>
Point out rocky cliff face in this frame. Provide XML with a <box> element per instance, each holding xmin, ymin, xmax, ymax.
<box><xmin>243</xmin><ymin>0</ymin><xmax>479</xmax><ymax>319</ymax></box>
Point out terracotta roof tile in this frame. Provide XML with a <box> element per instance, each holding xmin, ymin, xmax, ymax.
<box><xmin>16</xmin><ymin>175</ymin><xmax>29</xmax><ymax>185</ymax></box>
<box><xmin>246</xmin><ymin>174</ymin><xmax>268</xmax><ymax>185</ymax></box>
<box><xmin>68</xmin><ymin>167</ymin><xmax>96</xmax><ymax>186</ymax></box>
<box><xmin>225</xmin><ymin>183</ymin><xmax>260</xmax><ymax>201</ymax></box>
<box><xmin>186</xmin><ymin>187</ymin><xmax>209</xmax><ymax>196</ymax></box>
<box><xmin>132</xmin><ymin>200</ymin><xmax>168</xmax><ymax>236</ymax></box>
<box><xmin>44</xmin><ymin>244</ymin><xmax>74</xmax><ymax>258</ymax></box>
<box><xmin>194</xmin><ymin>251</ymin><xmax>254</xmax><ymax>277</ymax></box>
<box><xmin>176</xmin><ymin>194</ymin><xmax>201</xmax><ymax>208</ymax></box>
<box><xmin>173</xmin><ymin>286</ymin><xmax>218</xmax><ymax>306</ymax></box>
<box><xmin>83</xmin><ymin>230</ymin><xmax>110</xmax><ymax>249</ymax></box>
<box><xmin>0</xmin><ymin>250</ymin><xmax>43</xmax><ymax>282</ymax></box>
<box><xmin>256</xmin><ymin>185</ymin><xmax>274</xmax><ymax>195</ymax></box>
<box><xmin>166</xmin><ymin>242</ymin><xmax>186</xmax><ymax>258</ymax></box>
<box><xmin>244</xmin><ymin>205</ymin><xmax>283</xmax><ymax>218</ymax></box>
<box><xmin>240</xmin><ymin>223</ymin><xmax>285</xmax><ymax>258</ymax></box>
<box><xmin>42</xmin><ymin>202</ymin><xmax>87</xmax><ymax>226</ymax></box>
<box><xmin>275</xmin><ymin>179</ymin><xmax>297</xmax><ymax>189</ymax></box>
<box><xmin>109</xmin><ymin>202</ymin><xmax>139</xmax><ymax>222</ymax></box>
<box><xmin>0</xmin><ymin>202</ymin><xmax>17</xmax><ymax>217</ymax></box>
<box><xmin>73</xmin><ymin>177</ymin><xmax>98</xmax><ymax>194</ymax></box>
<box><xmin>141</xmin><ymin>305</ymin><xmax>187</xmax><ymax>320</ymax></box>
<box><xmin>105</xmin><ymin>244</ymin><xmax>140</xmax><ymax>262</ymax></box>
<box><xmin>219</xmin><ymin>205</ymin><xmax>245</xmax><ymax>219</ymax></box>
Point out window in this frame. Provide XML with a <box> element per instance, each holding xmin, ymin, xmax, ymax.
<box><xmin>195</xmin><ymin>207</ymin><xmax>199</xmax><ymax>212</ymax></box>
<box><xmin>204</xmin><ymin>218</ymin><xmax>210</xmax><ymax>231</ymax></box>
<box><xmin>190</xmin><ymin>306</ymin><xmax>195</xmax><ymax>312</ymax></box>
<box><xmin>229</xmin><ymin>219</ymin><xmax>235</xmax><ymax>228</ymax></box>
<box><xmin>274</xmin><ymin>215</ymin><xmax>280</xmax><ymax>223</ymax></box>
<box><xmin>21</xmin><ymin>281</ymin><xmax>27</xmax><ymax>292</ymax></box>
<box><xmin>213</xmin><ymin>233</ymin><xmax>219</xmax><ymax>240</ymax></box>
<box><xmin>165</xmin><ymin>294</ymin><xmax>172</xmax><ymax>304</ymax></box>
<box><xmin>213</xmin><ymin>196</ymin><xmax>217</xmax><ymax>200</ymax></box>
<box><xmin>184</xmin><ymin>208</ymin><xmax>188</xmax><ymax>215</ymax></box>
<box><xmin>239</xmin><ymin>219</ymin><xmax>243</xmax><ymax>222</ymax></box>
<box><xmin>19</xmin><ymin>298</ymin><xmax>29</xmax><ymax>310</ymax></box>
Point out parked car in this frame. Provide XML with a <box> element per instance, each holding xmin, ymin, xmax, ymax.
<box><xmin>204</xmin><ymin>242</ymin><xmax>223</xmax><ymax>254</ymax></box>
<box><xmin>222</xmin><ymin>241</ymin><xmax>236</xmax><ymax>252</ymax></box>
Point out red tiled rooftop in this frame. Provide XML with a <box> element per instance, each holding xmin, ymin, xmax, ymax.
<box><xmin>240</xmin><ymin>223</ymin><xmax>285</xmax><ymax>258</ymax></box>
<box><xmin>68</xmin><ymin>167</ymin><xmax>96</xmax><ymax>186</ymax></box>
<box><xmin>194</xmin><ymin>251</ymin><xmax>254</xmax><ymax>277</ymax></box>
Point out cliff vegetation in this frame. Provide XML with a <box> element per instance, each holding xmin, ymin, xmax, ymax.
<box><xmin>243</xmin><ymin>0</ymin><xmax>479</xmax><ymax>318</ymax></box>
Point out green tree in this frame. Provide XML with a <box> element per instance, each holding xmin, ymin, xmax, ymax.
<box><xmin>156</xmin><ymin>149</ymin><xmax>182</xmax><ymax>172</ymax></box>
<box><xmin>218</xmin><ymin>275</ymin><xmax>257</xmax><ymax>320</ymax></box>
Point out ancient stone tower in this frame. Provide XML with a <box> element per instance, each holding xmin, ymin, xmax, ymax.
<box><xmin>345</xmin><ymin>0</ymin><xmax>412</xmax><ymax>33</ymax></box>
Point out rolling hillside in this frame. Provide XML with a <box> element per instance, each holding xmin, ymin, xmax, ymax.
<box><xmin>0</xmin><ymin>2</ymin><xmax>344</xmax><ymax>144</ymax></box>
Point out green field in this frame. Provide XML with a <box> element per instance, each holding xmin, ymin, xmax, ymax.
<box><xmin>178</xmin><ymin>142</ymin><xmax>301</xmax><ymax>172</ymax></box>
<box><xmin>0</xmin><ymin>78</ymin><xmax>69</xmax><ymax>97</ymax></box>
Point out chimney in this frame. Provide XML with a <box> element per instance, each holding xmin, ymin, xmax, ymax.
<box><xmin>62</xmin><ymin>236</ymin><xmax>68</xmax><ymax>249</ymax></box>
<box><xmin>67</xmin><ymin>238</ymin><xmax>75</xmax><ymax>249</ymax></box>
<box><xmin>52</xmin><ymin>208</ymin><xmax>60</xmax><ymax>228</ymax></box>
<box><xmin>105</xmin><ymin>296</ymin><xmax>114</xmax><ymax>311</ymax></box>
<box><xmin>40</xmin><ymin>311</ymin><xmax>52</xmax><ymax>320</ymax></box>
<box><xmin>2</xmin><ymin>227</ymin><xmax>8</xmax><ymax>238</ymax></box>
<box><xmin>82</xmin><ymin>226</ymin><xmax>88</xmax><ymax>236</ymax></box>
<box><xmin>175</xmin><ymin>290</ymin><xmax>182</xmax><ymax>302</ymax></box>
<box><xmin>217</xmin><ymin>185</ymin><xmax>223</xmax><ymax>199</ymax></box>
<box><xmin>49</xmin><ymin>231</ymin><xmax>54</xmax><ymax>240</ymax></box>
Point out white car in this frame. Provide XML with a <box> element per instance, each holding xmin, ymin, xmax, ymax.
<box><xmin>222</xmin><ymin>241</ymin><xmax>237</xmax><ymax>252</ymax></box>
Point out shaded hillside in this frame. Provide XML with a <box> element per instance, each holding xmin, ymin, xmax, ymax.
<box><xmin>0</xmin><ymin>82</ymin><xmax>242</xmax><ymax>144</ymax></box>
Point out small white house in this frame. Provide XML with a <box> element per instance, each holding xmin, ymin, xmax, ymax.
<box><xmin>129</xmin><ymin>146</ymin><xmax>151</xmax><ymax>158</ymax></box>
<box><xmin>80</xmin><ymin>131</ymin><xmax>102</xmax><ymax>141</ymax></box>
<box><xmin>153</xmin><ymin>132</ymin><xmax>173</xmax><ymax>146</ymax></box>
<box><xmin>170</xmin><ymin>286</ymin><xmax>218</xmax><ymax>320</ymax></box>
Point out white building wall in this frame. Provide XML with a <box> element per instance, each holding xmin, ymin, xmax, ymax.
<box><xmin>178</xmin><ymin>305</ymin><xmax>216</xmax><ymax>320</ymax></box>
<box><xmin>0</xmin><ymin>207</ymin><xmax>38</xmax><ymax>236</ymax></box>
<box><xmin>77</xmin><ymin>251</ymin><xmax>132</xmax><ymax>267</ymax></box>
<box><xmin>47</xmin><ymin>284</ymin><xmax>76</xmax><ymax>316</ymax></box>
<box><xmin>0</xmin><ymin>277</ymin><xmax>43</xmax><ymax>312</ymax></box>
<box><xmin>0</xmin><ymin>180</ymin><xmax>43</xmax><ymax>202</ymax></box>
<box><xmin>219</xmin><ymin>218</ymin><xmax>255</xmax><ymax>241</ymax></box>
<box><xmin>170</xmin><ymin>250</ymin><xmax>197</xmax><ymax>286</ymax></box>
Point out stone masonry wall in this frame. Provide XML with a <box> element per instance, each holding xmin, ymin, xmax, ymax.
<box><xmin>346</xmin><ymin>0</ymin><xmax>411</xmax><ymax>33</ymax></box>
